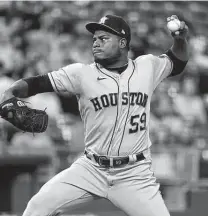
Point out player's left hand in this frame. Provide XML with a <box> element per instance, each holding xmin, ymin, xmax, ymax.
<box><xmin>167</xmin><ymin>15</ymin><xmax>188</xmax><ymax>40</ymax></box>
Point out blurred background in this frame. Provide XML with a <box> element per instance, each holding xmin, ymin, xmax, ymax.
<box><xmin>0</xmin><ymin>1</ymin><xmax>208</xmax><ymax>216</ymax></box>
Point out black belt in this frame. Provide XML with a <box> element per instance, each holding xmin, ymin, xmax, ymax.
<box><xmin>84</xmin><ymin>150</ymin><xmax>145</xmax><ymax>167</ymax></box>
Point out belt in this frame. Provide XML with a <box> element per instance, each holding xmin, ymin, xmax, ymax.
<box><xmin>84</xmin><ymin>150</ymin><xmax>145</xmax><ymax>167</ymax></box>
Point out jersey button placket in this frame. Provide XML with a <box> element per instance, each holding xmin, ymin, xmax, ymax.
<box><xmin>118</xmin><ymin>80</ymin><xmax>125</xmax><ymax>143</ymax></box>
<box><xmin>109</xmin><ymin>76</ymin><xmax>124</xmax><ymax>155</ymax></box>
<box><xmin>117</xmin><ymin>77</ymin><xmax>129</xmax><ymax>155</ymax></box>
<box><xmin>108</xmin><ymin>75</ymin><xmax>120</xmax><ymax>155</ymax></box>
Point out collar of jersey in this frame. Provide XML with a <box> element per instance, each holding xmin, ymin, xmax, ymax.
<box><xmin>96</xmin><ymin>58</ymin><xmax>133</xmax><ymax>79</ymax></box>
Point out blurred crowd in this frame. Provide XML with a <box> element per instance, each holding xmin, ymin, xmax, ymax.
<box><xmin>0</xmin><ymin>1</ymin><xmax>208</xmax><ymax>157</ymax></box>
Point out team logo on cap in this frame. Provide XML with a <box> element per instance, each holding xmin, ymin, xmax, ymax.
<box><xmin>121</xmin><ymin>29</ymin><xmax>125</xmax><ymax>34</ymax></box>
<box><xmin>99</xmin><ymin>16</ymin><xmax>108</xmax><ymax>24</ymax></box>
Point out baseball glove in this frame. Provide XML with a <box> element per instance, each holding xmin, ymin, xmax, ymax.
<box><xmin>0</xmin><ymin>97</ymin><xmax>48</xmax><ymax>133</ymax></box>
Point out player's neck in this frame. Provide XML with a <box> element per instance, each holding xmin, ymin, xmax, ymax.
<box><xmin>106</xmin><ymin>63</ymin><xmax>129</xmax><ymax>74</ymax></box>
<box><xmin>103</xmin><ymin>56</ymin><xmax>129</xmax><ymax>72</ymax></box>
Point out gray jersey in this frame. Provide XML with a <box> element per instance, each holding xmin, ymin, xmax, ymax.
<box><xmin>48</xmin><ymin>54</ymin><xmax>172</xmax><ymax>156</ymax></box>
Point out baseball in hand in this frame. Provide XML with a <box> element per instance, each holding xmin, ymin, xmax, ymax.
<box><xmin>167</xmin><ymin>19</ymin><xmax>181</xmax><ymax>32</ymax></box>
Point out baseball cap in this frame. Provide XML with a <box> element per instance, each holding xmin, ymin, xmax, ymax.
<box><xmin>86</xmin><ymin>15</ymin><xmax>131</xmax><ymax>44</ymax></box>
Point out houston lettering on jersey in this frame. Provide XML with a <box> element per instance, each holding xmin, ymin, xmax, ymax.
<box><xmin>90</xmin><ymin>92</ymin><xmax>148</xmax><ymax>111</ymax></box>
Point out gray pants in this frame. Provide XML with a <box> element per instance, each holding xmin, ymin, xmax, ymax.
<box><xmin>22</xmin><ymin>154</ymin><xmax>170</xmax><ymax>216</ymax></box>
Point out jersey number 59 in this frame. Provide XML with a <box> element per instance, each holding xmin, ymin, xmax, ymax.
<box><xmin>129</xmin><ymin>113</ymin><xmax>146</xmax><ymax>134</ymax></box>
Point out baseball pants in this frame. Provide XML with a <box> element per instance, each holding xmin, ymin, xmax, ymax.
<box><xmin>22</xmin><ymin>151</ymin><xmax>170</xmax><ymax>216</ymax></box>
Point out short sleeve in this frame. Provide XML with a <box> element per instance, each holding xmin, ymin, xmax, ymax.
<box><xmin>48</xmin><ymin>63</ymin><xmax>83</xmax><ymax>95</ymax></box>
<box><xmin>151</xmin><ymin>54</ymin><xmax>173</xmax><ymax>90</ymax></box>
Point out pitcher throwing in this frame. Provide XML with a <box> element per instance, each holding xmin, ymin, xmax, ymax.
<box><xmin>0</xmin><ymin>14</ymin><xmax>189</xmax><ymax>216</ymax></box>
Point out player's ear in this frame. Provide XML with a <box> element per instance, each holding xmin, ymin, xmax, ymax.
<box><xmin>119</xmin><ymin>38</ymin><xmax>127</xmax><ymax>49</ymax></box>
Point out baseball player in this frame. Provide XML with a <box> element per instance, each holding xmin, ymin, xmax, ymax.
<box><xmin>0</xmin><ymin>14</ymin><xmax>189</xmax><ymax>216</ymax></box>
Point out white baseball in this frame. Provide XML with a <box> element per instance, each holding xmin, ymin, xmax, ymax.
<box><xmin>167</xmin><ymin>19</ymin><xmax>181</xmax><ymax>32</ymax></box>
